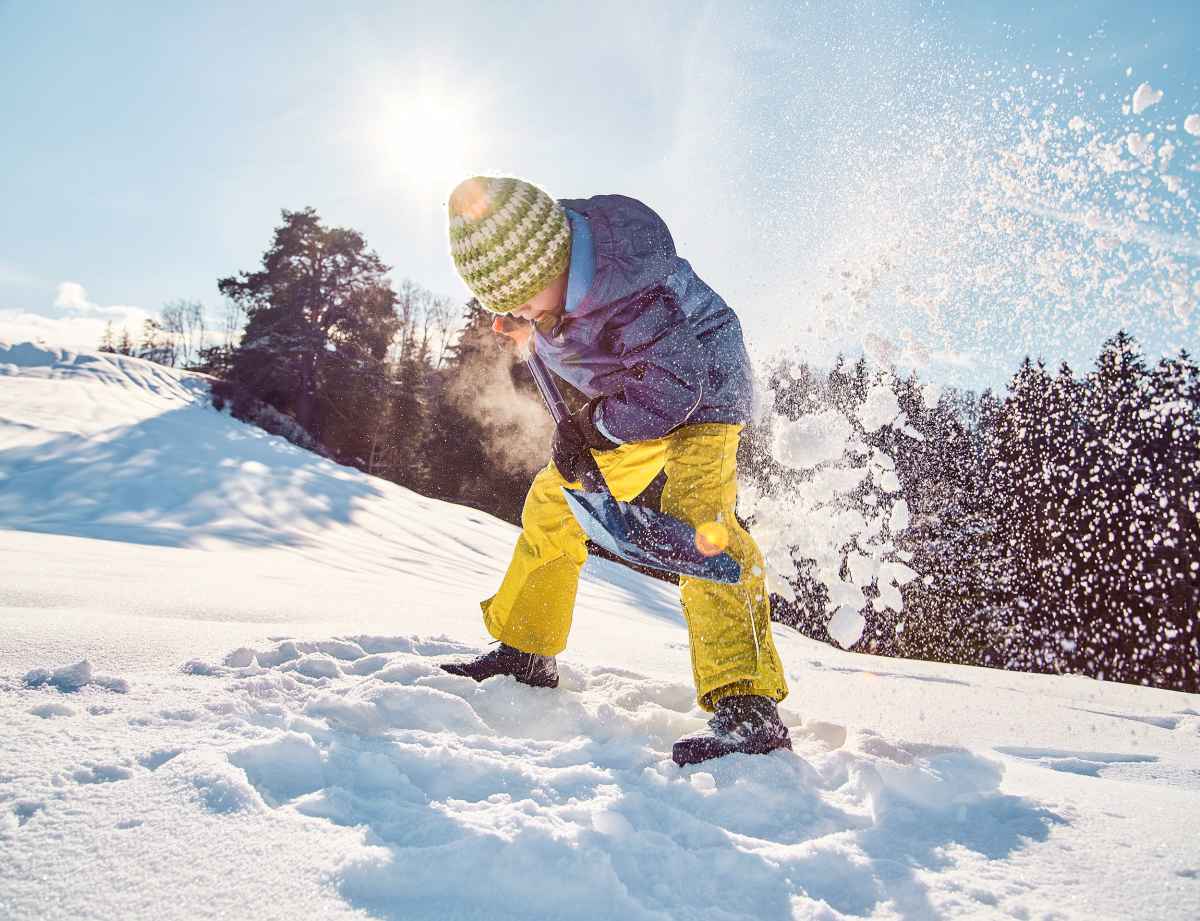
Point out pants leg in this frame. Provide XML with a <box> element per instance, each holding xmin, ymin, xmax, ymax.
<box><xmin>480</xmin><ymin>437</ymin><xmax>669</xmax><ymax>656</ymax></box>
<box><xmin>662</xmin><ymin>423</ymin><xmax>789</xmax><ymax>711</ymax></box>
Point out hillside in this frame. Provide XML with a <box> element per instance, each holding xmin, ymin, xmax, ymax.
<box><xmin>1</xmin><ymin>341</ymin><xmax>1198</xmax><ymax>921</ymax></box>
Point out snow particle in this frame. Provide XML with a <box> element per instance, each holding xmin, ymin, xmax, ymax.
<box><xmin>772</xmin><ymin>410</ymin><xmax>852</xmax><ymax>470</ymax></box>
<box><xmin>858</xmin><ymin>383</ymin><xmax>901</xmax><ymax>433</ymax></box>
<box><xmin>828</xmin><ymin>605</ymin><xmax>867</xmax><ymax>649</ymax></box>
<box><xmin>1131</xmin><ymin>82</ymin><xmax>1163</xmax><ymax>115</ymax></box>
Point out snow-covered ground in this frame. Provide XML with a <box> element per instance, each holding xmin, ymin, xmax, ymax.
<box><xmin>2</xmin><ymin>341</ymin><xmax>1198</xmax><ymax>921</ymax></box>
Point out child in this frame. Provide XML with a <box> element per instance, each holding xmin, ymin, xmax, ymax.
<box><xmin>441</xmin><ymin>176</ymin><xmax>790</xmax><ymax>766</ymax></box>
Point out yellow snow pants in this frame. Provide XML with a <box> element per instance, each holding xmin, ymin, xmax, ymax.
<box><xmin>480</xmin><ymin>422</ymin><xmax>788</xmax><ymax>711</ymax></box>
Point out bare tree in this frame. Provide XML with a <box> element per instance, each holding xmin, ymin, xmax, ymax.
<box><xmin>185</xmin><ymin>301</ymin><xmax>206</xmax><ymax>367</ymax></box>
<box><xmin>223</xmin><ymin>296</ymin><xmax>245</xmax><ymax>350</ymax></box>
<box><xmin>392</xmin><ymin>279</ymin><xmax>423</xmax><ymax>365</ymax></box>
<box><xmin>139</xmin><ymin>318</ymin><xmax>175</xmax><ymax>365</ymax></box>
<box><xmin>161</xmin><ymin>299</ymin><xmax>207</xmax><ymax>368</ymax></box>
<box><xmin>429</xmin><ymin>295</ymin><xmax>458</xmax><ymax>369</ymax></box>
<box><xmin>390</xmin><ymin>280</ymin><xmax>460</xmax><ymax>369</ymax></box>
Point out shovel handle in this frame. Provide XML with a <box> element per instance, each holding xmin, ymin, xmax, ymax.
<box><xmin>525</xmin><ymin>345</ymin><xmax>608</xmax><ymax>494</ymax></box>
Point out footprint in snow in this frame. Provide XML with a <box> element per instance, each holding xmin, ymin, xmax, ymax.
<box><xmin>11</xmin><ymin>800</ymin><xmax>45</xmax><ymax>827</ymax></box>
<box><xmin>172</xmin><ymin>636</ymin><xmax>1066</xmax><ymax>920</ymax></box>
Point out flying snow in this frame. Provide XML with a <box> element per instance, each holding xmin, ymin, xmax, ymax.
<box><xmin>1132</xmin><ymin>81</ymin><xmax>1164</xmax><ymax>115</ymax></box>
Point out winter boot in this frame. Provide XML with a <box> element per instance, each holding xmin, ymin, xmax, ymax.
<box><xmin>440</xmin><ymin>643</ymin><xmax>559</xmax><ymax>689</ymax></box>
<box><xmin>671</xmin><ymin>694</ymin><xmax>791</xmax><ymax>766</ymax></box>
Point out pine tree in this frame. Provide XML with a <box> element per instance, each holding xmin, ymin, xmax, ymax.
<box><xmin>218</xmin><ymin>208</ymin><xmax>399</xmax><ymax>454</ymax></box>
<box><xmin>1145</xmin><ymin>349</ymin><xmax>1200</xmax><ymax>689</ymax></box>
<box><xmin>981</xmin><ymin>332</ymin><xmax>1198</xmax><ymax>691</ymax></box>
<box><xmin>116</xmin><ymin>328</ymin><xmax>135</xmax><ymax>356</ymax></box>
<box><xmin>99</xmin><ymin>321</ymin><xmax>116</xmax><ymax>353</ymax></box>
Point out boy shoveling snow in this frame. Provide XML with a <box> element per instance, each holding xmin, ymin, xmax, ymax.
<box><xmin>440</xmin><ymin>176</ymin><xmax>791</xmax><ymax>766</ymax></box>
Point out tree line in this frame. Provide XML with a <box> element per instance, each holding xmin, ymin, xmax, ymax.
<box><xmin>103</xmin><ymin>208</ymin><xmax>1199</xmax><ymax>692</ymax></box>
<box><xmin>100</xmin><ymin>208</ymin><xmax>549</xmax><ymax>522</ymax></box>
<box><xmin>748</xmin><ymin>334</ymin><xmax>1198</xmax><ymax>692</ymax></box>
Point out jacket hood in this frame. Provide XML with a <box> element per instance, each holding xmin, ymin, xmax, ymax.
<box><xmin>558</xmin><ymin>195</ymin><xmax>677</xmax><ymax>314</ymax></box>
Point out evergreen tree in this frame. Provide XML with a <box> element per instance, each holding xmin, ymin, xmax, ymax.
<box><xmin>1144</xmin><ymin>349</ymin><xmax>1200</xmax><ymax>689</ymax></box>
<box><xmin>116</xmin><ymin>328</ymin><xmax>135</xmax><ymax>356</ymax></box>
<box><xmin>982</xmin><ymin>332</ymin><xmax>1199</xmax><ymax>691</ymax></box>
<box><xmin>885</xmin><ymin>373</ymin><xmax>999</xmax><ymax>666</ymax></box>
<box><xmin>98</xmin><ymin>321</ymin><xmax>116</xmax><ymax>353</ymax></box>
<box><xmin>218</xmin><ymin>208</ymin><xmax>399</xmax><ymax>456</ymax></box>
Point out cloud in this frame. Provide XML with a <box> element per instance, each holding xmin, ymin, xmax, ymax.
<box><xmin>0</xmin><ymin>308</ymin><xmax>151</xmax><ymax>351</ymax></box>
<box><xmin>54</xmin><ymin>281</ymin><xmax>93</xmax><ymax>311</ymax></box>
<box><xmin>0</xmin><ymin>281</ymin><xmax>154</xmax><ymax>351</ymax></box>
<box><xmin>53</xmin><ymin>281</ymin><xmax>149</xmax><ymax>319</ymax></box>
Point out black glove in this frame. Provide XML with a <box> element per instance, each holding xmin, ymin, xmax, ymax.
<box><xmin>552</xmin><ymin>397</ymin><xmax>618</xmax><ymax>483</ymax></box>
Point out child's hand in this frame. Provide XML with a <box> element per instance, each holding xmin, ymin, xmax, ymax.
<box><xmin>492</xmin><ymin>315</ymin><xmax>533</xmax><ymax>350</ymax></box>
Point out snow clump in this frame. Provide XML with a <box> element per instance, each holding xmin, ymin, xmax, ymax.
<box><xmin>1132</xmin><ymin>82</ymin><xmax>1164</xmax><ymax>115</ymax></box>
<box><xmin>828</xmin><ymin>605</ymin><xmax>867</xmax><ymax>649</ymax></box>
<box><xmin>858</xmin><ymin>380</ymin><xmax>902</xmax><ymax>432</ymax></box>
<box><xmin>23</xmin><ymin>660</ymin><xmax>129</xmax><ymax>693</ymax></box>
<box><xmin>773</xmin><ymin>409</ymin><xmax>853</xmax><ymax>469</ymax></box>
<box><xmin>1126</xmin><ymin>133</ymin><xmax>1152</xmax><ymax>157</ymax></box>
<box><xmin>1185</xmin><ymin>115</ymin><xmax>1200</xmax><ymax>136</ymax></box>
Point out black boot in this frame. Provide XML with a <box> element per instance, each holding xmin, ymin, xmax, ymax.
<box><xmin>440</xmin><ymin>643</ymin><xmax>560</xmax><ymax>689</ymax></box>
<box><xmin>671</xmin><ymin>694</ymin><xmax>791</xmax><ymax>766</ymax></box>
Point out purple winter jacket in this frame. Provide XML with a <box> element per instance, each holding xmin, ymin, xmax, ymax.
<box><xmin>534</xmin><ymin>194</ymin><xmax>755</xmax><ymax>444</ymax></box>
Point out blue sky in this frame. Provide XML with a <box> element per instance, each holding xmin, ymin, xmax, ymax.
<box><xmin>1</xmin><ymin>1</ymin><xmax>1197</xmax><ymax>390</ymax></box>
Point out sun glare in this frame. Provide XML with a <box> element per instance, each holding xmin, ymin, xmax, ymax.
<box><xmin>371</xmin><ymin>80</ymin><xmax>479</xmax><ymax>195</ymax></box>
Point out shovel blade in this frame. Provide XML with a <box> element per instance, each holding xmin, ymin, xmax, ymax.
<box><xmin>562</xmin><ymin>487</ymin><xmax>741</xmax><ymax>584</ymax></box>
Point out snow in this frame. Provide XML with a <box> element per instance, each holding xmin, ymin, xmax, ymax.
<box><xmin>1185</xmin><ymin>115</ymin><xmax>1200</xmax><ymax>137</ymax></box>
<box><xmin>827</xmin><ymin>605</ymin><xmax>867</xmax><ymax>649</ymax></box>
<box><xmin>772</xmin><ymin>409</ymin><xmax>852</xmax><ymax>469</ymax></box>
<box><xmin>1131</xmin><ymin>81</ymin><xmax>1164</xmax><ymax>115</ymax></box>
<box><xmin>2</xmin><ymin>342</ymin><xmax>1200</xmax><ymax>920</ymax></box>
<box><xmin>1126</xmin><ymin>132</ymin><xmax>1151</xmax><ymax>157</ymax></box>
<box><xmin>23</xmin><ymin>659</ymin><xmax>130</xmax><ymax>693</ymax></box>
<box><xmin>920</xmin><ymin>382</ymin><xmax>942</xmax><ymax>411</ymax></box>
<box><xmin>857</xmin><ymin>381</ymin><xmax>902</xmax><ymax>432</ymax></box>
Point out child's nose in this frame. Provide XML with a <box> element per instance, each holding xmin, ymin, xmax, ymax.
<box><xmin>492</xmin><ymin>315</ymin><xmax>520</xmax><ymax>336</ymax></box>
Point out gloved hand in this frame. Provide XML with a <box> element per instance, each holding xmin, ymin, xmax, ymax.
<box><xmin>552</xmin><ymin>397</ymin><xmax>618</xmax><ymax>483</ymax></box>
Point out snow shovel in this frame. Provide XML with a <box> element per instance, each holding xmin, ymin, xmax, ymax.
<box><xmin>525</xmin><ymin>346</ymin><xmax>741</xmax><ymax>584</ymax></box>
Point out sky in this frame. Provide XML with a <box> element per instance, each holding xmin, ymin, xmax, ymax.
<box><xmin>1</xmin><ymin>0</ymin><xmax>1197</xmax><ymax>391</ymax></box>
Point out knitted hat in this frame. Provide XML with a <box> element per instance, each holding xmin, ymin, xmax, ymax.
<box><xmin>447</xmin><ymin>176</ymin><xmax>571</xmax><ymax>314</ymax></box>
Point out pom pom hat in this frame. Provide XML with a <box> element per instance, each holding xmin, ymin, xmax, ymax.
<box><xmin>448</xmin><ymin>176</ymin><xmax>571</xmax><ymax>314</ymax></box>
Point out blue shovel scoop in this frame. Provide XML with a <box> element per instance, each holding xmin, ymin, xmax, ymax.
<box><xmin>525</xmin><ymin>346</ymin><xmax>740</xmax><ymax>584</ymax></box>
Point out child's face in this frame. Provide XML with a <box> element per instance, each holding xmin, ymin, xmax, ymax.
<box><xmin>509</xmin><ymin>270</ymin><xmax>568</xmax><ymax>324</ymax></box>
<box><xmin>490</xmin><ymin>270</ymin><xmax>569</xmax><ymax>346</ymax></box>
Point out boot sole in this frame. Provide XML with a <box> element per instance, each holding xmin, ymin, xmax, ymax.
<box><xmin>671</xmin><ymin>734</ymin><xmax>792</xmax><ymax>767</ymax></box>
<box><xmin>439</xmin><ymin>664</ymin><xmax>559</xmax><ymax>689</ymax></box>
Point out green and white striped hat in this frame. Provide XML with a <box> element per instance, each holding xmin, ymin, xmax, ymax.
<box><xmin>447</xmin><ymin>176</ymin><xmax>571</xmax><ymax>314</ymax></box>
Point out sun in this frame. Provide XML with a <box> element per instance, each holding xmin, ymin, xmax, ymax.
<box><xmin>370</xmin><ymin>79</ymin><xmax>480</xmax><ymax>195</ymax></box>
